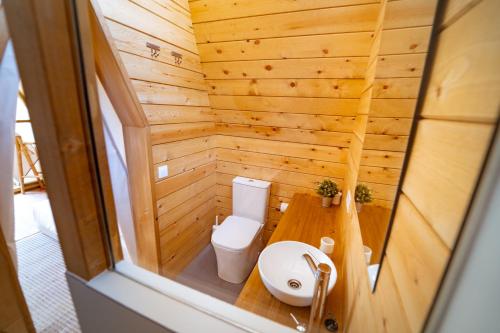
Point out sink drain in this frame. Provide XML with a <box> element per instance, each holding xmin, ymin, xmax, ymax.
<box><xmin>288</xmin><ymin>279</ymin><xmax>302</xmax><ymax>290</ymax></box>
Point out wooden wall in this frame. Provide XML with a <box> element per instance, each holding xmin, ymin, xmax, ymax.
<box><xmin>341</xmin><ymin>0</ymin><xmax>500</xmax><ymax>332</ymax></box>
<box><xmin>357</xmin><ymin>0</ymin><xmax>436</xmax><ymax>208</ymax></box>
<box><xmin>190</xmin><ymin>0</ymin><xmax>380</xmax><ymax>241</ymax></box>
<box><xmin>97</xmin><ymin>0</ymin><xmax>216</xmax><ymax>276</ymax></box>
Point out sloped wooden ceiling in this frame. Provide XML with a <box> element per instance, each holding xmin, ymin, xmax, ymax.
<box><xmin>97</xmin><ymin>0</ymin><xmax>216</xmax><ymax>276</ymax></box>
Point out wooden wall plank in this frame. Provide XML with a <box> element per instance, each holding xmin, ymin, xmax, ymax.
<box><xmin>343</xmin><ymin>2</ymin><xmax>499</xmax><ymax>333</ymax></box>
<box><xmin>402</xmin><ymin>120</ymin><xmax>494</xmax><ymax>248</ymax></box>
<box><xmin>216</xmin><ymin>148</ymin><xmax>345</xmax><ymax>179</ymax></box>
<box><xmin>216</xmin><ymin>123</ymin><xmax>353</xmax><ymax>147</ymax></box>
<box><xmin>99</xmin><ymin>0</ymin><xmax>198</xmax><ymax>53</ymax></box>
<box><xmin>106</xmin><ymin>20</ymin><xmax>203</xmax><ymax>72</ymax></box>
<box><xmin>197</xmin><ymin>32</ymin><xmax>373</xmax><ymax>62</ymax></box>
<box><xmin>209</xmin><ymin>95</ymin><xmax>358</xmax><ymax>116</ymax></box>
<box><xmin>133</xmin><ymin>80</ymin><xmax>210</xmax><ymax>106</ymax></box>
<box><xmin>215</xmin><ymin>135</ymin><xmax>348</xmax><ymax>163</ymax></box>
<box><xmin>421</xmin><ymin>0</ymin><xmax>500</xmax><ymax>122</ymax></box>
<box><xmin>157</xmin><ymin>173</ymin><xmax>216</xmax><ymax>216</ymax></box>
<box><xmin>214</xmin><ymin>109</ymin><xmax>356</xmax><ymax>132</ymax></box>
<box><xmin>152</xmin><ymin>135</ymin><xmax>215</xmax><ymax>164</ymax></box>
<box><xmin>385</xmin><ymin>195</ymin><xmax>449</xmax><ymax>332</ymax></box>
<box><xmin>151</xmin><ymin>122</ymin><xmax>215</xmax><ymax>145</ymax></box>
<box><xmin>202</xmin><ymin>57</ymin><xmax>368</xmax><ymax>80</ymax></box>
<box><xmin>207</xmin><ymin>78</ymin><xmax>364</xmax><ymax>98</ymax></box>
<box><xmin>155</xmin><ymin>161</ymin><xmax>216</xmax><ymax>199</ymax></box>
<box><xmin>190</xmin><ymin>0</ymin><xmax>378</xmax><ymax>23</ymax></box>
<box><xmin>193</xmin><ymin>4</ymin><xmax>379</xmax><ymax>43</ymax></box>
<box><xmin>144</xmin><ymin>104</ymin><xmax>214</xmax><ymax>125</ymax></box>
<box><xmin>154</xmin><ymin>148</ymin><xmax>216</xmax><ymax>181</ymax></box>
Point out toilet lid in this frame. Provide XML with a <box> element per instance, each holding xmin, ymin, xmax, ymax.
<box><xmin>212</xmin><ymin>216</ymin><xmax>261</xmax><ymax>251</ymax></box>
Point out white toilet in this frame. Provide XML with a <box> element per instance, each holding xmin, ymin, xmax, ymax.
<box><xmin>211</xmin><ymin>176</ymin><xmax>271</xmax><ymax>284</ymax></box>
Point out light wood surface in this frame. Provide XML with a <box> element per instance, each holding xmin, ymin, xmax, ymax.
<box><xmin>96</xmin><ymin>0</ymin><xmax>216</xmax><ymax>275</ymax></box>
<box><xmin>236</xmin><ymin>194</ymin><xmax>344</xmax><ymax>332</ymax></box>
<box><xmin>343</xmin><ymin>1</ymin><xmax>500</xmax><ymax>332</ymax></box>
<box><xmin>357</xmin><ymin>205</ymin><xmax>391</xmax><ymax>265</ymax></box>
<box><xmin>354</xmin><ymin>0</ymin><xmax>437</xmax><ymax>207</ymax></box>
<box><xmin>190</xmin><ymin>1</ymin><xmax>381</xmax><ymax>230</ymax></box>
<box><xmin>91</xmin><ymin>2</ymin><xmax>159</xmax><ymax>272</ymax></box>
<box><xmin>5</xmin><ymin>0</ymin><xmax>113</xmax><ymax>280</ymax></box>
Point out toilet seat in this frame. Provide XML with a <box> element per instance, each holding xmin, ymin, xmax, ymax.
<box><xmin>212</xmin><ymin>215</ymin><xmax>261</xmax><ymax>252</ymax></box>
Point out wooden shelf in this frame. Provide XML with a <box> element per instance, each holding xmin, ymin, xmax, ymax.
<box><xmin>235</xmin><ymin>193</ymin><xmax>344</xmax><ymax>332</ymax></box>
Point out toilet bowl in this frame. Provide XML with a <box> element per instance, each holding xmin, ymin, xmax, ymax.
<box><xmin>211</xmin><ymin>177</ymin><xmax>271</xmax><ymax>284</ymax></box>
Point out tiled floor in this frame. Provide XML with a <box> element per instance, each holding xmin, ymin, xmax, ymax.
<box><xmin>13</xmin><ymin>190</ymin><xmax>81</xmax><ymax>332</ymax></box>
<box><xmin>16</xmin><ymin>233</ymin><xmax>81</xmax><ymax>332</ymax></box>
<box><xmin>175</xmin><ymin>245</ymin><xmax>245</xmax><ymax>304</ymax></box>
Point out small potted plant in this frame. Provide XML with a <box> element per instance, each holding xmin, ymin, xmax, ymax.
<box><xmin>316</xmin><ymin>179</ymin><xmax>338</xmax><ymax>208</ymax></box>
<box><xmin>355</xmin><ymin>184</ymin><xmax>372</xmax><ymax>212</ymax></box>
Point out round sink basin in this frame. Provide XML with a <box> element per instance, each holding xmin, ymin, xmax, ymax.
<box><xmin>258</xmin><ymin>241</ymin><xmax>337</xmax><ymax>307</ymax></box>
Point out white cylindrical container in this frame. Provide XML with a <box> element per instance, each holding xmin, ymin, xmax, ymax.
<box><xmin>333</xmin><ymin>191</ymin><xmax>342</xmax><ymax>205</ymax></box>
<box><xmin>363</xmin><ymin>245</ymin><xmax>372</xmax><ymax>265</ymax></box>
<box><xmin>319</xmin><ymin>237</ymin><xmax>335</xmax><ymax>255</ymax></box>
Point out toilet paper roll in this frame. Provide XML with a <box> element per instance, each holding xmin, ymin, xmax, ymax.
<box><xmin>280</xmin><ymin>202</ymin><xmax>289</xmax><ymax>213</ymax></box>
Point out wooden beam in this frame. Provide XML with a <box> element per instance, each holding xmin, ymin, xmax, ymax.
<box><xmin>90</xmin><ymin>0</ymin><xmax>160</xmax><ymax>272</ymax></box>
<box><xmin>4</xmin><ymin>0</ymin><xmax>112</xmax><ymax>279</ymax></box>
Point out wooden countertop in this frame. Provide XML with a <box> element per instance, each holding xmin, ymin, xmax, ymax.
<box><xmin>235</xmin><ymin>194</ymin><xmax>344</xmax><ymax>331</ymax></box>
<box><xmin>358</xmin><ymin>205</ymin><xmax>392</xmax><ymax>265</ymax></box>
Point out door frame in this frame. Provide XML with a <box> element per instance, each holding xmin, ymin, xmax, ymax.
<box><xmin>2</xmin><ymin>1</ymin><xmax>293</xmax><ymax>332</ymax></box>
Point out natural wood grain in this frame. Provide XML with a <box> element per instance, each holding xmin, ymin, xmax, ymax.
<box><xmin>422</xmin><ymin>0</ymin><xmax>500</xmax><ymax>122</ymax></box>
<box><xmin>197</xmin><ymin>32</ymin><xmax>373</xmax><ymax>62</ymax></box>
<box><xmin>202</xmin><ymin>57</ymin><xmax>368</xmax><ymax>80</ymax></box>
<box><xmin>90</xmin><ymin>1</ymin><xmax>147</xmax><ymax>127</ymax></box>
<box><xmin>357</xmin><ymin>205</ymin><xmax>392</xmax><ymax>264</ymax></box>
<box><xmin>190</xmin><ymin>0</ymin><xmax>377</xmax><ymax>23</ymax></box>
<box><xmin>343</xmin><ymin>2</ymin><xmax>499</xmax><ymax>333</ymax></box>
<box><xmin>193</xmin><ymin>4</ymin><xmax>379</xmax><ymax>43</ymax></box>
<box><xmin>402</xmin><ymin>120</ymin><xmax>494</xmax><ymax>248</ymax></box>
<box><xmin>209</xmin><ymin>95</ymin><xmax>359</xmax><ymax>116</ymax></box>
<box><xmin>106</xmin><ymin>19</ymin><xmax>203</xmax><ymax>72</ymax></box>
<box><xmin>236</xmin><ymin>194</ymin><xmax>344</xmax><ymax>332</ymax></box>
<box><xmin>6</xmin><ymin>0</ymin><xmax>111</xmax><ymax>279</ymax></box>
<box><xmin>152</xmin><ymin>136</ymin><xmax>215</xmax><ymax>164</ymax></box>
<box><xmin>216</xmin><ymin>123</ymin><xmax>353</xmax><ymax>147</ymax></box>
<box><xmin>385</xmin><ymin>195</ymin><xmax>449</xmax><ymax>332</ymax></box>
<box><xmin>207</xmin><ymin>78</ymin><xmax>364</xmax><ymax>98</ymax></box>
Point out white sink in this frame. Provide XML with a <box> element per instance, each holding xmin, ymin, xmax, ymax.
<box><xmin>258</xmin><ymin>241</ymin><xmax>337</xmax><ymax>307</ymax></box>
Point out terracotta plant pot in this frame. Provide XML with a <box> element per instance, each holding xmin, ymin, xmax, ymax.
<box><xmin>356</xmin><ymin>202</ymin><xmax>363</xmax><ymax>213</ymax></box>
<box><xmin>333</xmin><ymin>192</ymin><xmax>342</xmax><ymax>205</ymax></box>
<box><xmin>322</xmin><ymin>196</ymin><xmax>333</xmax><ymax>208</ymax></box>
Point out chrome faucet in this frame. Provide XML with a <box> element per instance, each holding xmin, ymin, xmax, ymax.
<box><xmin>303</xmin><ymin>253</ymin><xmax>332</xmax><ymax>333</ymax></box>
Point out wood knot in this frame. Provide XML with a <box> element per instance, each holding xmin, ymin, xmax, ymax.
<box><xmin>265</xmin><ymin>65</ymin><xmax>272</xmax><ymax>71</ymax></box>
